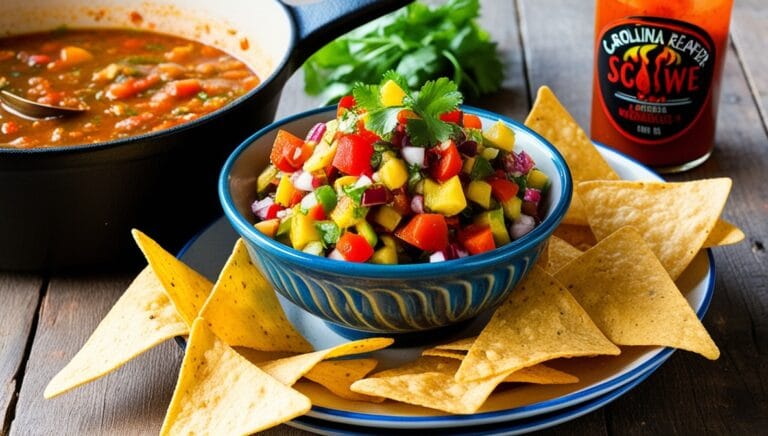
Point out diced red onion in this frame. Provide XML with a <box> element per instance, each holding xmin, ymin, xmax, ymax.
<box><xmin>523</xmin><ymin>188</ymin><xmax>541</xmax><ymax>202</ymax></box>
<box><xmin>251</xmin><ymin>197</ymin><xmax>274</xmax><ymax>219</ymax></box>
<box><xmin>291</xmin><ymin>170</ymin><xmax>314</xmax><ymax>191</ymax></box>
<box><xmin>402</xmin><ymin>146</ymin><xmax>425</xmax><ymax>167</ymax></box>
<box><xmin>305</xmin><ymin>122</ymin><xmax>326</xmax><ymax>144</ymax></box>
<box><xmin>457</xmin><ymin>140</ymin><xmax>478</xmax><ymax>156</ymax></box>
<box><xmin>327</xmin><ymin>248</ymin><xmax>344</xmax><ymax>261</ymax></box>
<box><xmin>510</xmin><ymin>214</ymin><xmax>536</xmax><ymax>239</ymax></box>
<box><xmin>361</xmin><ymin>186</ymin><xmax>392</xmax><ymax>207</ymax></box>
<box><xmin>429</xmin><ymin>251</ymin><xmax>446</xmax><ymax>263</ymax></box>
<box><xmin>504</xmin><ymin>150</ymin><xmax>536</xmax><ymax>176</ymax></box>
<box><xmin>410</xmin><ymin>194</ymin><xmax>425</xmax><ymax>214</ymax></box>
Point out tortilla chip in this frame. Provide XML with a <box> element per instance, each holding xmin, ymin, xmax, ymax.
<box><xmin>455</xmin><ymin>266</ymin><xmax>620</xmax><ymax>382</ymax></box>
<box><xmin>44</xmin><ymin>267</ymin><xmax>187</xmax><ymax>399</ymax></box>
<box><xmin>433</xmin><ymin>336</ymin><xmax>475</xmax><ymax>351</ymax></box>
<box><xmin>351</xmin><ymin>356</ymin><xmax>513</xmax><ymax>414</ymax></box>
<box><xmin>160</xmin><ymin>318</ymin><xmax>311</xmax><ymax>435</ymax></box>
<box><xmin>420</xmin><ymin>349</ymin><xmax>578</xmax><ymax>385</ymax></box>
<box><xmin>577</xmin><ymin>178</ymin><xmax>732</xmax><ymax>279</ymax></box>
<box><xmin>544</xmin><ymin>235</ymin><xmax>583</xmax><ymax>273</ymax></box>
<box><xmin>704</xmin><ymin>219</ymin><xmax>745</xmax><ymax>247</ymax></box>
<box><xmin>259</xmin><ymin>337</ymin><xmax>394</xmax><ymax>386</ymax></box>
<box><xmin>554</xmin><ymin>227</ymin><xmax>720</xmax><ymax>360</ymax></box>
<box><xmin>199</xmin><ymin>239</ymin><xmax>312</xmax><ymax>353</ymax></box>
<box><xmin>132</xmin><ymin>229</ymin><xmax>213</xmax><ymax>326</ymax></box>
<box><xmin>524</xmin><ymin>86</ymin><xmax>620</xmax><ymax>226</ymax></box>
<box><xmin>552</xmin><ymin>224</ymin><xmax>598</xmax><ymax>251</ymax></box>
<box><xmin>304</xmin><ymin>358</ymin><xmax>383</xmax><ymax>402</ymax></box>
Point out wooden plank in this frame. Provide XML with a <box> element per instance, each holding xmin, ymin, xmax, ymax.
<box><xmin>0</xmin><ymin>275</ymin><xmax>43</xmax><ymax>434</ymax></box>
<box><xmin>730</xmin><ymin>0</ymin><xmax>768</xmax><ymax>130</ymax></box>
<box><xmin>9</xmin><ymin>274</ymin><xmax>184</xmax><ymax>435</ymax></box>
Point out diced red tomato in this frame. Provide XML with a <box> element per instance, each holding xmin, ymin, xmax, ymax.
<box><xmin>431</xmin><ymin>140</ymin><xmax>462</xmax><ymax>182</ymax></box>
<box><xmin>307</xmin><ymin>203</ymin><xmax>326</xmax><ymax>221</ymax></box>
<box><xmin>336</xmin><ymin>232</ymin><xmax>374</xmax><ymax>262</ymax></box>
<box><xmin>1</xmin><ymin>121</ymin><xmax>19</xmax><ymax>135</ymax></box>
<box><xmin>270</xmin><ymin>129</ymin><xmax>313</xmax><ymax>172</ymax></box>
<box><xmin>488</xmin><ymin>177</ymin><xmax>520</xmax><ymax>202</ymax></box>
<box><xmin>337</xmin><ymin>95</ymin><xmax>356</xmax><ymax>117</ymax></box>
<box><xmin>106</xmin><ymin>75</ymin><xmax>160</xmax><ymax>100</ymax></box>
<box><xmin>167</xmin><ymin>79</ymin><xmax>202</xmax><ymax>98</ymax></box>
<box><xmin>27</xmin><ymin>54</ymin><xmax>51</xmax><ymax>66</ymax></box>
<box><xmin>462</xmin><ymin>114</ymin><xmax>482</xmax><ymax>129</ymax></box>
<box><xmin>288</xmin><ymin>190</ymin><xmax>304</xmax><ymax>207</ymax></box>
<box><xmin>263</xmin><ymin>204</ymin><xmax>283</xmax><ymax>220</ymax></box>
<box><xmin>439</xmin><ymin>109</ymin><xmax>462</xmax><ymax>124</ymax></box>
<box><xmin>332</xmin><ymin>134</ymin><xmax>374</xmax><ymax>176</ymax></box>
<box><xmin>395</xmin><ymin>213</ymin><xmax>449</xmax><ymax>252</ymax></box>
<box><xmin>397</xmin><ymin>109</ymin><xmax>419</xmax><ymax>125</ymax></box>
<box><xmin>391</xmin><ymin>188</ymin><xmax>412</xmax><ymax>217</ymax></box>
<box><xmin>356</xmin><ymin>122</ymin><xmax>381</xmax><ymax>146</ymax></box>
<box><xmin>458</xmin><ymin>224</ymin><xmax>496</xmax><ymax>255</ymax></box>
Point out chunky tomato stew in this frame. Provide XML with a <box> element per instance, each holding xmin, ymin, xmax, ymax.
<box><xmin>0</xmin><ymin>28</ymin><xmax>259</xmax><ymax>148</ymax></box>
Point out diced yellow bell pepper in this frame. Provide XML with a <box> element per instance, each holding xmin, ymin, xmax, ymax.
<box><xmin>527</xmin><ymin>168</ymin><xmax>549</xmax><ymax>190</ymax></box>
<box><xmin>333</xmin><ymin>175</ymin><xmax>359</xmax><ymax>193</ymax></box>
<box><xmin>370</xmin><ymin>245</ymin><xmax>398</xmax><ymax>264</ymax></box>
<box><xmin>380</xmin><ymin>79</ymin><xmax>407</xmax><ymax>107</ymax></box>
<box><xmin>462</xmin><ymin>156</ymin><xmax>476</xmax><ymax>174</ymax></box>
<box><xmin>380</xmin><ymin>234</ymin><xmax>397</xmax><ymax>248</ymax></box>
<box><xmin>330</xmin><ymin>196</ymin><xmax>367</xmax><ymax>228</ymax></box>
<box><xmin>424</xmin><ymin>175</ymin><xmax>467</xmax><ymax>216</ymax></box>
<box><xmin>483</xmin><ymin>120</ymin><xmax>516</xmax><ymax>152</ymax></box>
<box><xmin>378</xmin><ymin>158</ymin><xmax>408</xmax><ymax>190</ymax></box>
<box><xmin>289</xmin><ymin>212</ymin><xmax>320</xmax><ymax>250</ymax></box>
<box><xmin>501</xmin><ymin>196</ymin><xmax>523</xmax><ymax>221</ymax></box>
<box><xmin>274</xmin><ymin>175</ymin><xmax>298</xmax><ymax>207</ymax></box>
<box><xmin>466</xmin><ymin>180</ymin><xmax>493</xmax><ymax>209</ymax></box>
<box><xmin>254</xmin><ymin>218</ymin><xmax>280</xmax><ymax>238</ymax></box>
<box><xmin>303</xmin><ymin>140</ymin><xmax>338</xmax><ymax>172</ymax></box>
<box><xmin>371</xmin><ymin>205</ymin><xmax>402</xmax><ymax>232</ymax></box>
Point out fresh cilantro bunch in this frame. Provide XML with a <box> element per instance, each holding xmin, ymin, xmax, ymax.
<box><xmin>352</xmin><ymin>71</ymin><xmax>462</xmax><ymax>147</ymax></box>
<box><xmin>303</xmin><ymin>0</ymin><xmax>502</xmax><ymax>104</ymax></box>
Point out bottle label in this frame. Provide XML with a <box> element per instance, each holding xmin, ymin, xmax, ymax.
<box><xmin>596</xmin><ymin>17</ymin><xmax>715</xmax><ymax>144</ymax></box>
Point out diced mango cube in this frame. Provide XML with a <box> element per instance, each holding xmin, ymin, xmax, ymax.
<box><xmin>379</xmin><ymin>158</ymin><xmax>408</xmax><ymax>190</ymax></box>
<box><xmin>380</xmin><ymin>79</ymin><xmax>407</xmax><ymax>107</ymax></box>
<box><xmin>303</xmin><ymin>140</ymin><xmax>338</xmax><ymax>172</ymax></box>
<box><xmin>355</xmin><ymin>220</ymin><xmax>378</xmax><ymax>248</ymax></box>
<box><xmin>483</xmin><ymin>120</ymin><xmax>516</xmax><ymax>151</ymax></box>
<box><xmin>274</xmin><ymin>175</ymin><xmax>298</xmax><ymax>207</ymax></box>
<box><xmin>330</xmin><ymin>195</ymin><xmax>367</xmax><ymax>228</ymax></box>
<box><xmin>466</xmin><ymin>180</ymin><xmax>493</xmax><ymax>209</ymax></box>
<box><xmin>475</xmin><ymin>208</ymin><xmax>511</xmax><ymax>246</ymax></box>
<box><xmin>527</xmin><ymin>168</ymin><xmax>549</xmax><ymax>190</ymax></box>
<box><xmin>370</xmin><ymin>245</ymin><xmax>398</xmax><ymax>264</ymax></box>
<box><xmin>333</xmin><ymin>175</ymin><xmax>359</xmax><ymax>193</ymax></box>
<box><xmin>372</xmin><ymin>205</ymin><xmax>403</xmax><ymax>232</ymax></box>
<box><xmin>256</xmin><ymin>164</ymin><xmax>279</xmax><ymax>194</ymax></box>
<box><xmin>501</xmin><ymin>196</ymin><xmax>523</xmax><ymax>221</ymax></box>
<box><xmin>289</xmin><ymin>212</ymin><xmax>320</xmax><ymax>250</ymax></box>
<box><xmin>424</xmin><ymin>175</ymin><xmax>467</xmax><ymax>216</ymax></box>
<box><xmin>462</xmin><ymin>156</ymin><xmax>476</xmax><ymax>175</ymax></box>
<box><xmin>254</xmin><ymin>218</ymin><xmax>280</xmax><ymax>238</ymax></box>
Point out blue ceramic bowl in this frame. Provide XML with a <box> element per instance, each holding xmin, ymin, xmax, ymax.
<box><xmin>219</xmin><ymin>106</ymin><xmax>572</xmax><ymax>334</ymax></box>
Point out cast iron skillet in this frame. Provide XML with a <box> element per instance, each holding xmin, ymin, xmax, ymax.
<box><xmin>0</xmin><ymin>0</ymin><xmax>411</xmax><ymax>272</ymax></box>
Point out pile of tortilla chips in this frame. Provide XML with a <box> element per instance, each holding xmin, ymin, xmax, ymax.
<box><xmin>45</xmin><ymin>87</ymin><xmax>741</xmax><ymax>429</ymax></box>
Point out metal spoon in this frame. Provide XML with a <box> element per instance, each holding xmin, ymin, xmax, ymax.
<box><xmin>0</xmin><ymin>89</ymin><xmax>86</xmax><ymax>119</ymax></box>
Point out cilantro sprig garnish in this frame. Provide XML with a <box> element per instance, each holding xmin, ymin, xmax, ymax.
<box><xmin>352</xmin><ymin>72</ymin><xmax>463</xmax><ymax>147</ymax></box>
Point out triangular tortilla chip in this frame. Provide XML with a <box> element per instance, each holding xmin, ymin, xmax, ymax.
<box><xmin>704</xmin><ymin>219</ymin><xmax>745</xmax><ymax>247</ymax></box>
<box><xmin>524</xmin><ymin>86</ymin><xmax>620</xmax><ymax>225</ymax></box>
<box><xmin>543</xmin><ymin>235</ymin><xmax>583</xmax><ymax>273</ymax></box>
<box><xmin>44</xmin><ymin>267</ymin><xmax>187</xmax><ymax>399</ymax></box>
<box><xmin>552</xmin><ymin>223</ymin><xmax>597</xmax><ymax>251</ymax></box>
<box><xmin>199</xmin><ymin>239</ymin><xmax>312</xmax><ymax>352</ymax></box>
<box><xmin>433</xmin><ymin>336</ymin><xmax>475</xmax><ymax>351</ymax></box>
<box><xmin>259</xmin><ymin>337</ymin><xmax>394</xmax><ymax>386</ymax></box>
<box><xmin>455</xmin><ymin>266</ymin><xmax>620</xmax><ymax>382</ymax></box>
<box><xmin>351</xmin><ymin>356</ymin><xmax>513</xmax><ymax>414</ymax></box>
<box><xmin>554</xmin><ymin>227</ymin><xmax>719</xmax><ymax>360</ymax></box>
<box><xmin>303</xmin><ymin>358</ymin><xmax>383</xmax><ymax>402</ymax></box>
<box><xmin>132</xmin><ymin>229</ymin><xmax>213</xmax><ymax>326</ymax></box>
<box><xmin>160</xmin><ymin>318</ymin><xmax>311</xmax><ymax>435</ymax></box>
<box><xmin>577</xmin><ymin>178</ymin><xmax>732</xmax><ymax>279</ymax></box>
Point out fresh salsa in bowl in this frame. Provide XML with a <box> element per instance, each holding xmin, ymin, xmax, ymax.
<box><xmin>251</xmin><ymin>75</ymin><xmax>550</xmax><ymax>264</ymax></box>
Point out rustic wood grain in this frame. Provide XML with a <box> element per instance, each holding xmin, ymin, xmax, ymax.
<box><xmin>731</xmin><ymin>0</ymin><xmax>768</xmax><ymax>131</ymax></box>
<box><xmin>9</xmin><ymin>274</ymin><xmax>184</xmax><ymax>435</ymax></box>
<box><xmin>0</xmin><ymin>275</ymin><xmax>43</xmax><ymax>434</ymax></box>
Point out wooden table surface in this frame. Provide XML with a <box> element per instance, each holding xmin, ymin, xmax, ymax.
<box><xmin>2</xmin><ymin>1</ymin><xmax>766</xmax><ymax>434</ymax></box>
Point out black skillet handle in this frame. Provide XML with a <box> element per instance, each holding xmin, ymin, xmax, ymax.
<box><xmin>283</xmin><ymin>0</ymin><xmax>412</xmax><ymax>67</ymax></box>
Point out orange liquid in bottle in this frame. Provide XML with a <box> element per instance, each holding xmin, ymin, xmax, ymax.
<box><xmin>591</xmin><ymin>0</ymin><xmax>733</xmax><ymax>172</ymax></box>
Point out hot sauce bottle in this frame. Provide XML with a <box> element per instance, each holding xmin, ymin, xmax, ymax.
<box><xmin>591</xmin><ymin>0</ymin><xmax>734</xmax><ymax>172</ymax></box>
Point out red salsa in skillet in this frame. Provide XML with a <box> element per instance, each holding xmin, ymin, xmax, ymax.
<box><xmin>0</xmin><ymin>28</ymin><xmax>259</xmax><ymax>148</ymax></box>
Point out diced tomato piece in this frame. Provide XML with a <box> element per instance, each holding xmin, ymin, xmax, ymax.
<box><xmin>1</xmin><ymin>121</ymin><xmax>19</xmax><ymax>135</ymax></box>
<box><xmin>167</xmin><ymin>79</ymin><xmax>202</xmax><ymax>98</ymax></box>
<box><xmin>332</xmin><ymin>134</ymin><xmax>374</xmax><ymax>176</ymax></box>
<box><xmin>336</xmin><ymin>232</ymin><xmax>374</xmax><ymax>262</ymax></box>
<box><xmin>397</xmin><ymin>109</ymin><xmax>419</xmax><ymax>125</ymax></box>
<box><xmin>395</xmin><ymin>213</ymin><xmax>449</xmax><ymax>252</ymax></box>
<box><xmin>488</xmin><ymin>177</ymin><xmax>520</xmax><ymax>202</ymax></box>
<box><xmin>27</xmin><ymin>54</ymin><xmax>51</xmax><ymax>66</ymax></box>
<box><xmin>264</xmin><ymin>204</ymin><xmax>283</xmax><ymax>220</ymax></box>
<box><xmin>122</xmin><ymin>38</ymin><xmax>145</xmax><ymax>50</ymax></box>
<box><xmin>337</xmin><ymin>95</ymin><xmax>356</xmax><ymax>117</ymax></box>
<box><xmin>439</xmin><ymin>109</ymin><xmax>462</xmax><ymax>124</ymax></box>
<box><xmin>270</xmin><ymin>129</ymin><xmax>313</xmax><ymax>172</ymax></box>
<box><xmin>462</xmin><ymin>114</ymin><xmax>482</xmax><ymax>129</ymax></box>
<box><xmin>356</xmin><ymin>121</ymin><xmax>381</xmax><ymax>146</ymax></box>
<box><xmin>106</xmin><ymin>75</ymin><xmax>160</xmax><ymax>100</ymax></box>
<box><xmin>288</xmin><ymin>190</ymin><xmax>304</xmax><ymax>207</ymax></box>
<box><xmin>307</xmin><ymin>203</ymin><xmax>326</xmax><ymax>221</ymax></box>
<box><xmin>431</xmin><ymin>140</ymin><xmax>462</xmax><ymax>182</ymax></box>
<box><xmin>459</xmin><ymin>224</ymin><xmax>496</xmax><ymax>255</ymax></box>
